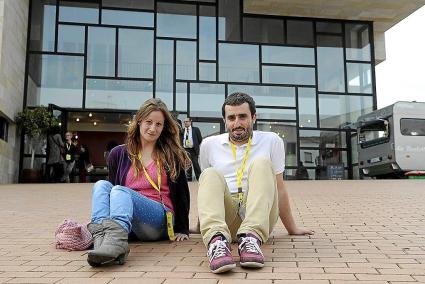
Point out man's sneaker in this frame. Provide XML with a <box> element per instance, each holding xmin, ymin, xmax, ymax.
<box><xmin>207</xmin><ymin>234</ymin><xmax>236</xmax><ymax>273</ymax></box>
<box><xmin>238</xmin><ymin>233</ymin><xmax>264</xmax><ymax>268</ymax></box>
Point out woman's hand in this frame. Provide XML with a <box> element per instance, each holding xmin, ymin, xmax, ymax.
<box><xmin>174</xmin><ymin>233</ymin><xmax>189</xmax><ymax>241</ymax></box>
<box><xmin>288</xmin><ymin>227</ymin><xmax>315</xmax><ymax>235</ymax></box>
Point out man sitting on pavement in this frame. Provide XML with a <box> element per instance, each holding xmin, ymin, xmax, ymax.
<box><xmin>198</xmin><ymin>92</ymin><xmax>313</xmax><ymax>273</ymax></box>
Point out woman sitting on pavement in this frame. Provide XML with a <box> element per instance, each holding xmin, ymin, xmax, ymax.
<box><xmin>87</xmin><ymin>98</ymin><xmax>191</xmax><ymax>266</ymax></box>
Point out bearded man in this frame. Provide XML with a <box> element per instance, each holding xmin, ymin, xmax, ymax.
<box><xmin>198</xmin><ymin>92</ymin><xmax>313</xmax><ymax>273</ymax></box>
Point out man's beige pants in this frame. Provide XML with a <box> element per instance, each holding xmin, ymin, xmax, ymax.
<box><xmin>198</xmin><ymin>157</ymin><xmax>279</xmax><ymax>246</ymax></box>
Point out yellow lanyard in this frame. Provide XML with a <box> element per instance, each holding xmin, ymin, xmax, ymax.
<box><xmin>138</xmin><ymin>153</ymin><xmax>175</xmax><ymax>241</ymax></box>
<box><xmin>230</xmin><ymin>137</ymin><xmax>252</xmax><ymax>206</ymax></box>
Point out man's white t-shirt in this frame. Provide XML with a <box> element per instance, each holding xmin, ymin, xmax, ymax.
<box><xmin>199</xmin><ymin>131</ymin><xmax>285</xmax><ymax>194</ymax></box>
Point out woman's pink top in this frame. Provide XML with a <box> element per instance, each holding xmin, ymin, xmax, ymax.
<box><xmin>124</xmin><ymin>161</ymin><xmax>174</xmax><ymax>213</ymax></box>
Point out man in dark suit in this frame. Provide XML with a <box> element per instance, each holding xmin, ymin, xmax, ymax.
<box><xmin>182</xmin><ymin>117</ymin><xmax>202</xmax><ymax>181</ymax></box>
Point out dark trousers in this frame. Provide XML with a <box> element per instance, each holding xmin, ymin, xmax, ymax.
<box><xmin>185</xmin><ymin>148</ymin><xmax>201</xmax><ymax>181</ymax></box>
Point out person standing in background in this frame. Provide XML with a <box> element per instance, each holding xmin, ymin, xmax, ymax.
<box><xmin>77</xmin><ymin>144</ymin><xmax>91</xmax><ymax>183</ymax></box>
<box><xmin>63</xmin><ymin>131</ymin><xmax>77</xmax><ymax>183</ymax></box>
<box><xmin>182</xmin><ymin>117</ymin><xmax>202</xmax><ymax>181</ymax></box>
<box><xmin>47</xmin><ymin>125</ymin><xmax>64</xmax><ymax>182</ymax></box>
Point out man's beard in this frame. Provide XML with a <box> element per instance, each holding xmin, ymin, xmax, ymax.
<box><xmin>228</xmin><ymin>126</ymin><xmax>253</xmax><ymax>143</ymax></box>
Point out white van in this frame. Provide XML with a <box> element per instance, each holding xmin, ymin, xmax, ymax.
<box><xmin>356</xmin><ymin>101</ymin><xmax>425</xmax><ymax>178</ymax></box>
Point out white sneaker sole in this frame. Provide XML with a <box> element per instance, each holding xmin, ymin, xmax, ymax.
<box><xmin>240</xmin><ymin>261</ymin><xmax>264</xmax><ymax>268</ymax></box>
<box><xmin>211</xmin><ymin>262</ymin><xmax>236</xmax><ymax>273</ymax></box>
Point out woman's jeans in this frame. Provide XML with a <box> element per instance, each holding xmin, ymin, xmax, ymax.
<box><xmin>91</xmin><ymin>180</ymin><xmax>169</xmax><ymax>241</ymax></box>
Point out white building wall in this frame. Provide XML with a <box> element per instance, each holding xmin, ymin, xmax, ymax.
<box><xmin>0</xmin><ymin>0</ymin><xmax>29</xmax><ymax>183</ymax></box>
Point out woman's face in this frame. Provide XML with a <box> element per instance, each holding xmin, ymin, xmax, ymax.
<box><xmin>139</xmin><ymin>110</ymin><xmax>165</xmax><ymax>145</ymax></box>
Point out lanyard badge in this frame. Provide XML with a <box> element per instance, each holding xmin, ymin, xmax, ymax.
<box><xmin>65</xmin><ymin>143</ymin><xmax>71</xmax><ymax>161</ymax></box>
<box><xmin>231</xmin><ymin>137</ymin><xmax>252</xmax><ymax>218</ymax></box>
<box><xmin>139</xmin><ymin>153</ymin><xmax>175</xmax><ymax>241</ymax></box>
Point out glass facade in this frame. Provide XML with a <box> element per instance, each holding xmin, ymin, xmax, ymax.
<box><xmin>24</xmin><ymin>0</ymin><xmax>376</xmax><ymax>180</ymax></box>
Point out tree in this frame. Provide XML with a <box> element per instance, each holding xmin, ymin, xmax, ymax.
<box><xmin>15</xmin><ymin>106</ymin><xmax>57</xmax><ymax>169</ymax></box>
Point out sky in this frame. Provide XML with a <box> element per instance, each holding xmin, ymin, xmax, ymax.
<box><xmin>375</xmin><ymin>6</ymin><xmax>425</xmax><ymax>108</ymax></box>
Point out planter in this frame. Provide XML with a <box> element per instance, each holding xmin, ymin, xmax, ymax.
<box><xmin>21</xmin><ymin>169</ymin><xmax>43</xmax><ymax>183</ymax></box>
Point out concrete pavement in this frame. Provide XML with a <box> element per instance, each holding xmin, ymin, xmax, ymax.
<box><xmin>1</xmin><ymin>180</ymin><xmax>425</xmax><ymax>283</ymax></box>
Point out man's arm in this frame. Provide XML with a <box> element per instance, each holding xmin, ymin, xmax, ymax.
<box><xmin>276</xmin><ymin>173</ymin><xmax>314</xmax><ymax>235</ymax></box>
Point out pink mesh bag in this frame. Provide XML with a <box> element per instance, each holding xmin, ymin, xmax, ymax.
<box><xmin>55</xmin><ymin>219</ymin><xmax>93</xmax><ymax>251</ymax></box>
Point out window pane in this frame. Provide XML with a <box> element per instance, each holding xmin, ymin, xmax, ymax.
<box><xmin>102</xmin><ymin>9</ymin><xmax>154</xmax><ymax>27</ymax></box>
<box><xmin>400</xmin><ymin>118</ymin><xmax>425</xmax><ymax>136</ymax></box>
<box><xmin>319</xmin><ymin>94</ymin><xmax>373</xmax><ymax>128</ymax></box>
<box><xmin>317</xmin><ymin>35</ymin><xmax>345</xmax><ymax>92</ymax></box>
<box><xmin>298</xmin><ymin>88</ymin><xmax>317</xmax><ymax>128</ymax></box>
<box><xmin>300</xmin><ymin>129</ymin><xmax>347</xmax><ymax>148</ymax></box>
<box><xmin>287</xmin><ymin>20</ymin><xmax>313</xmax><ymax>46</ymax></box>
<box><xmin>176</xmin><ymin>41</ymin><xmax>197</xmax><ymax>80</ymax></box>
<box><xmin>199</xmin><ymin>5</ymin><xmax>216</xmax><ymax>60</ymax></box>
<box><xmin>243</xmin><ymin>17</ymin><xmax>284</xmax><ymax>44</ymax></box>
<box><xmin>228</xmin><ymin>85</ymin><xmax>295</xmax><ymax>107</ymax></box>
<box><xmin>347</xmin><ymin>63</ymin><xmax>372</xmax><ymax>94</ymax></box>
<box><xmin>195</xmin><ymin>122</ymin><xmax>221</xmax><ymax>138</ymax></box>
<box><xmin>218</xmin><ymin>0</ymin><xmax>240</xmax><ymax>41</ymax></box>
<box><xmin>256</xmin><ymin>108</ymin><xmax>296</xmax><ymax>120</ymax></box>
<box><xmin>262</xmin><ymin>46</ymin><xmax>314</xmax><ymax>65</ymax></box>
<box><xmin>316</xmin><ymin>21</ymin><xmax>342</xmax><ymax>33</ymax></box>
<box><xmin>345</xmin><ymin>23</ymin><xmax>371</xmax><ymax>61</ymax></box>
<box><xmin>29</xmin><ymin>0</ymin><xmax>56</xmax><ymax>51</ymax></box>
<box><xmin>0</xmin><ymin>117</ymin><xmax>9</xmax><ymax>142</ymax></box>
<box><xmin>257</xmin><ymin>121</ymin><xmax>297</xmax><ymax>166</ymax></box>
<box><xmin>156</xmin><ymin>40</ymin><xmax>174</xmax><ymax>107</ymax></box>
<box><xmin>118</xmin><ymin>29</ymin><xmax>153</xmax><ymax>78</ymax></box>
<box><xmin>87</xmin><ymin>27</ymin><xmax>115</xmax><ymax>77</ymax></box>
<box><xmin>300</xmin><ymin>149</ymin><xmax>319</xmax><ymax>166</ymax></box>
<box><xmin>58</xmin><ymin>25</ymin><xmax>85</xmax><ymax>53</ymax></box>
<box><xmin>86</xmin><ymin>79</ymin><xmax>153</xmax><ymax>110</ymax></box>
<box><xmin>27</xmin><ymin>54</ymin><xmax>84</xmax><ymax>108</ymax></box>
<box><xmin>157</xmin><ymin>2</ymin><xmax>196</xmax><ymax>39</ymax></box>
<box><xmin>102</xmin><ymin>0</ymin><xmax>154</xmax><ymax>10</ymax></box>
<box><xmin>219</xmin><ymin>43</ymin><xmax>259</xmax><ymax>83</ymax></box>
<box><xmin>176</xmin><ymin>83</ymin><xmax>187</xmax><ymax>112</ymax></box>
<box><xmin>190</xmin><ymin>83</ymin><xmax>225</xmax><ymax>117</ymax></box>
<box><xmin>59</xmin><ymin>1</ymin><xmax>98</xmax><ymax>24</ymax></box>
<box><xmin>262</xmin><ymin>66</ymin><xmax>315</xmax><ymax>85</ymax></box>
<box><xmin>199</xmin><ymin>62</ymin><xmax>216</xmax><ymax>81</ymax></box>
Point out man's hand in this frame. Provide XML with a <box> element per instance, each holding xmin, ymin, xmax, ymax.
<box><xmin>288</xmin><ymin>227</ymin><xmax>314</xmax><ymax>235</ymax></box>
<box><xmin>175</xmin><ymin>233</ymin><xmax>189</xmax><ymax>241</ymax></box>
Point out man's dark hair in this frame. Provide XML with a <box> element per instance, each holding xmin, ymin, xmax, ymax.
<box><xmin>222</xmin><ymin>92</ymin><xmax>256</xmax><ymax>118</ymax></box>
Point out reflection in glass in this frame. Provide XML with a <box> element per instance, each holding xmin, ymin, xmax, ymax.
<box><xmin>59</xmin><ymin>1</ymin><xmax>98</xmax><ymax>24</ymax></box>
<box><xmin>194</xmin><ymin>122</ymin><xmax>221</xmax><ymax>139</ymax></box>
<box><xmin>345</xmin><ymin>23</ymin><xmax>371</xmax><ymax>61</ymax></box>
<box><xmin>102</xmin><ymin>9</ymin><xmax>154</xmax><ymax>27</ymax></box>
<box><xmin>156</xmin><ymin>40</ymin><xmax>174</xmax><ymax>107</ymax></box>
<box><xmin>86</xmin><ymin>79</ymin><xmax>153</xmax><ymax>110</ymax></box>
<box><xmin>218</xmin><ymin>0</ymin><xmax>240</xmax><ymax>41</ymax></box>
<box><xmin>300</xmin><ymin>149</ymin><xmax>319</xmax><ymax>166</ymax></box>
<box><xmin>228</xmin><ymin>85</ymin><xmax>295</xmax><ymax>107</ymax></box>
<box><xmin>256</xmin><ymin>108</ymin><xmax>296</xmax><ymax>121</ymax></box>
<box><xmin>319</xmin><ymin>94</ymin><xmax>373</xmax><ymax>128</ymax></box>
<box><xmin>199</xmin><ymin>62</ymin><xmax>216</xmax><ymax>81</ymax></box>
<box><xmin>26</xmin><ymin>54</ymin><xmax>84</xmax><ymax>108</ymax></box>
<box><xmin>346</xmin><ymin>63</ymin><xmax>372</xmax><ymax>94</ymax></box>
<box><xmin>157</xmin><ymin>2</ymin><xmax>196</xmax><ymax>39</ymax></box>
<box><xmin>316</xmin><ymin>22</ymin><xmax>342</xmax><ymax>33</ymax></box>
<box><xmin>119</xmin><ymin>29</ymin><xmax>153</xmax><ymax>78</ymax></box>
<box><xmin>87</xmin><ymin>27</ymin><xmax>115</xmax><ymax>76</ymax></box>
<box><xmin>199</xmin><ymin>6</ymin><xmax>216</xmax><ymax>60</ymax></box>
<box><xmin>243</xmin><ymin>17</ymin><xmax>284</xmax><ymax>44</ymax></box>
<box><xmin>317</xmin><ymin>35</ymin><xmax>345</xmax><ymax>92</ymax></box>
<box><xmin>58</xmin><ymin>25</ymin><xmax>85</xmax><ymax>53</ymax></box>
<box><xmin>102</xmin><ymin>0</ymin><xmax>154</xmax><ymax>10</ymax></box>
<box><xmin>262</xmin><ymin>46</ymin><xmax>314</xmax><ymax>65</ymax></box>
<box><xmin>299</xmin><ymin>129</ymin><xmax>347</xmax><ymax>148</ymax></box>
<box><xmin>298</xmin><ymin>88</ymin><xmax>317</xmax><ymax>128</ymax></box>
<box><xmin>351</xmin><ymin>132</ymin><xmax>358</xmax><ymax>164</ymax></box>
<box><xmin>287</xmin><ymin>20</ymin><xmax>314</xmax><ymax>46</ymax></box>
<box><xmin>262</xmin><ymin>66</ymin><xmax>315</xmax><ymax>85</ymax></box>
<box><xmin>29</xmin><ymin>0</ymin><xmax>56</xmax><ymax>51</ymax></box>
<box><xmin>176</xmin><ymin>41</ymin><xmax>197</xmax><ymax>80</ymax></box>
<box><xmin>219</xmin><ymin>43</ymin><xmax>259</xmax><ymax>83</ymax></box>
<box><xmin>176</xmin><ymin>83</ymin><xmax>187</xmax><ymax>112</ymax></box>
<box><xmin>257</xmin><ymin>121</ymin><xmax>297</xmax><ymax>167</ymax></box>
<box><xmin>190</xmin><ymin>83</ymin><xmax>224</xmax><ymax>117</ymax></box>
<box><xmin>23</xmin><ymin>157</ymin><xmax>46</xmax><ymax>171</ymax></box>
